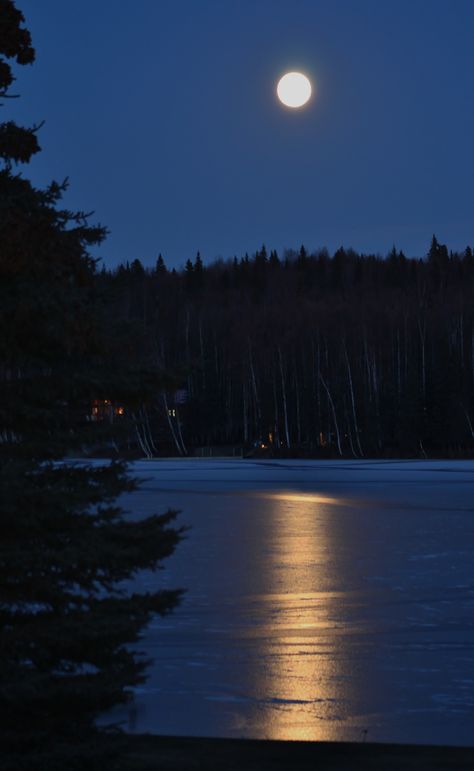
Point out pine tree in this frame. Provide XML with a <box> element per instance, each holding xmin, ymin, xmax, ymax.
<box><xmin>269</xmin><ymin>249</ymin><xmax>280</xmax><ymax>268</ymax></box>
<box><xmin>193</xmin><ymin>250</ymin><xmax>204</xmax><ymax>288</ymax></box>
<box><xmin>194</xmin><ymin>250</ymin><xmax>203</xmax><ymax>273</ymax></box>
<box><xmin>0</xmin><ymin>4</ymin><xmax>182</xmax><ymax>767</ymax></box>
<box><xmin>296</xmin><ymin>244</ymin><xmax>308</xmax><ymax>269</ymax></box>
<box><xmin>255</xmin><ymin>243</ymin><xmax>268</xmax><ymax>268</ymax></box>
<box><xmin>130</xmin><ymin>257</ymin><xmax>145</xmax><ymax>275</ymax></box>
<box><xmin>428</xmin><ymin>234</ymin><xmax>449</xmax><ymax>290</ymax></box>
<box><xmin>155</xmin><ymin>253</ymin><xmax>167</xmax><ymax>273</ymax></box>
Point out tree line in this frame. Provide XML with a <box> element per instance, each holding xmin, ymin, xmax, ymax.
<box><xmin>98</xmin><ymin>237</ymin><xmax>474</xmax><ymax>458</ymax></box>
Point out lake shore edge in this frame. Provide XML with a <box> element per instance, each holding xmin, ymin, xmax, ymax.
<box><xmin>120</xmin><ymin>734</ymin><xmax>474</xmax><ymax>770</ymax></box>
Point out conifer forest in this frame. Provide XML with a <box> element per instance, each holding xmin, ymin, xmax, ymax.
<box><xmin>100</xmin><ymin>241</ymin><xmax>474</xmax><ymax>459</ymax></box>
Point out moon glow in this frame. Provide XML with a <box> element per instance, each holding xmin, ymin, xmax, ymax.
<box><xmin>277</xmin><ymin>72</ymin><xmax>312</xmax><ymax>109</ymax></box>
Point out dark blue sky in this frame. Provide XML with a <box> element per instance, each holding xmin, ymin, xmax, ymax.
<box><xmin>10</xmin><ymin>0</ymin><xmax>474</xmax><ymax>268</ymax></box>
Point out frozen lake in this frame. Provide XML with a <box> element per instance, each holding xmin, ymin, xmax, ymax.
<box><xmin>106</xmin><ymin>459</ymin><xmax>474</xmax><ymax>745</ymax></box>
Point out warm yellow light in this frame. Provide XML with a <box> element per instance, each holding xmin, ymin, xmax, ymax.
<box><xmin>245</xmin><ymin>489</ymin><xmax>353</xmax><ymax>741</ymax></box>
<box><xmin>277</xmin><ymin>71</ymin><xmax>312</xmax><ymax>108</ymax></box>
<box><xmin>257</xmin><ymin>491</ymin><xmax>340</xmax><ymax>506</ymax></box>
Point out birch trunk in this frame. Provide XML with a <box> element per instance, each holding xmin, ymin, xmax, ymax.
<box><xmin>294</xmin><ymin>362</ymin><xmax>301</xmax><ymax>446</ymax></box>
<box><xmin>343</xmin><ymin>341</ymin><xmax>363</xmax><ymax>456</ymax></box>
<box><xmin>162</xmin><ymin>393</ymin><xmax>184</xmax><ymax>455</ymax></box>
<box><xmin>248</xmin><ymin>341</ymin><xmax>261</xmax><ymax>435</ymax></box>
<box><xmin>417</xmin><ymin>313</ymin><xmax>427</xmax><ymax>404</ymax></box>
<box><xmin>319</xmin><ymin>373</ymin><xmax>342</xmax><ymax>456</ymax></box>
<box><xmin>278</xmin><ymin>347</ymin><xmax>291</xmax><ymax>449</ymax></box>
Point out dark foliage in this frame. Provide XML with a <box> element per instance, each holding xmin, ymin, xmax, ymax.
<box><xmin>0</xmin><ymin>4</ymin><xmax>183</xmax><ymax>767</ymax></box>
<box><xmin>102</xmin><ymin>240</ymin><xmax>474</xmax><ymax>458</ymax></box>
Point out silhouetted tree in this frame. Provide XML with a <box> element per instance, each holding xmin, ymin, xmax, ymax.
<box><xmin>155</xmin><ymin>253</ymin><xmax>167</xmax><ymax>273</ymax></box>
<box><xmin>0</xmin><ymin>4</ymin><xmax>182</xmax><ymax>768</ymax></box>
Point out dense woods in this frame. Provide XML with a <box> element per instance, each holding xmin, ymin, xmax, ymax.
<box><xmin>100</xmin><ymin>239</ymin><xmax>474</xmax><ymax>458</ymax></box>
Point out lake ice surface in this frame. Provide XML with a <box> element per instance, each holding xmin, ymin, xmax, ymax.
<box><xmin>103</xmin><ymin>459</ymin><xmax>474</xmax><ymax>745</ymax></box>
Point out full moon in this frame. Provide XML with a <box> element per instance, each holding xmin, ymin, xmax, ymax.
<box><xmin>277</xmin><ymin>72</ymin><xmax>312</xmax><ymax>109</ymax></box>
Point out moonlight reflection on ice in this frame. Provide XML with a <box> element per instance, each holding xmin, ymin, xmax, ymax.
<box><xmin>101</xmin><ymin>459</ymin><xmax>474</xmax><ymax>746</ymax></box>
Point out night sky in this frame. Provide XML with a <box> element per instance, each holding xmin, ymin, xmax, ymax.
<box><xmin>11</xmin><ymin>0</ymin><xmax>474</xmax><ymax>268</ymax></box>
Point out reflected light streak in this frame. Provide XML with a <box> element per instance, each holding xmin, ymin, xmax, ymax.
<box><xmin>255</xmin><ymin>491</ymin><xmax>345</xmax><ymax>506</ymax></box>
<box><xmin>244</xmin><ymin>493</ymin><xmax>355</xmax><ymax>741</ymax></box>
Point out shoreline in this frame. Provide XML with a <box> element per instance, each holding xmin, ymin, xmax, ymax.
<box><xmin>120</xmin><ymin>735</ymin><xmax>474</xmax><ymax>770</ymax></box>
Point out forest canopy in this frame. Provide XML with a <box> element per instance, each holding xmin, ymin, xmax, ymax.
<box><xmin>98</xmin><ymin>237</ymin><xmax>474</xmax><ymax>459</ymax></box>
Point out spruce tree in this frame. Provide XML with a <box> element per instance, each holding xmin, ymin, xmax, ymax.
<box><xmin>0</xmin><ymin>3</ymin><xmax>182</xmax><ymax>767</ymax></box>
<box><xmin>155</xmin><ymin>253</ymin><xmax>166</xmax><ymax>273</ymax></box>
